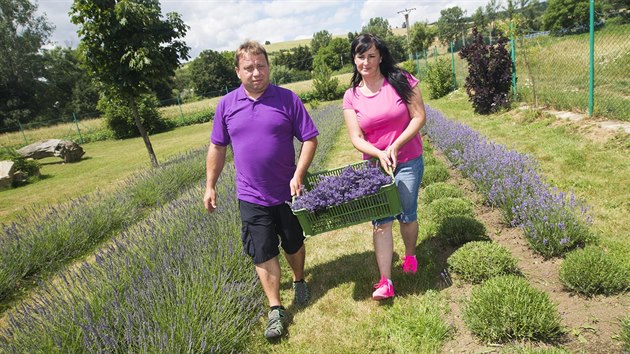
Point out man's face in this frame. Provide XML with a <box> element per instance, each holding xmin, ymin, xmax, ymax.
<box><xmin>236</xmin><ymin>52</ymin><xmax>270</xmax><ymax>97</ymax></box>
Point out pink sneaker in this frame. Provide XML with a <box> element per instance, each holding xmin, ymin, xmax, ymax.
<box><xmin>402</xmin><ymin>256</ymin><xmax>418</xmax><ymax>274</ymax></box>
<box><xmin>372</xmin><ymin>276</ymin><xmax>395</xmax><ymax>300</ymax></box>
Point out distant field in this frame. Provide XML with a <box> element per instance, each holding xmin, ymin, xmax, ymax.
<box><xmin>264</xmin><ymin>27</ymin><xmax>407</xmax><ymax>53</ymax></box>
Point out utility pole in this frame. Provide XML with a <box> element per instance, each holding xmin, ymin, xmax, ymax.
<box><xmin>398</xmin><ymin>8</ymin><xmax>416</xmax><ymax>59</ymax></box>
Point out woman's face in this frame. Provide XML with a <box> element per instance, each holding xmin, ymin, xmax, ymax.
<box><xmin>354</xmin><ymin>44</ymin><xmax>381</xmax><ymax>78</ymax></box>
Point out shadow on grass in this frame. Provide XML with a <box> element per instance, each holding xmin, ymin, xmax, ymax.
<box><xmin>281</xmin><ymin>234</ymin><xmax>459</xmax><ymax>317</ymax></box>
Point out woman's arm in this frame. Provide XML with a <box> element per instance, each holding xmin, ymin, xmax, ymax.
<box><xmin>386</xmin><ymin>85</ymin><xmax>426</xmax><ymax>167</ymax></box>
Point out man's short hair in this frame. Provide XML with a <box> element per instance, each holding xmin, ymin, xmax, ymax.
<box><xmin>234</xmin><ymin>40</ymin><xmax>269</xmax><ymax>68</ymax></box>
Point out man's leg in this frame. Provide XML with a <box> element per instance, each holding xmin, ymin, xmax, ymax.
<box><xmin>254</xmin><ymin>256</ymin><xmax>282</xmax><ymax>307</ymax></box>
<box><xmin>284</xmin><ymin>244</ymin><xmax>305</xmax><ymax>281</ymax></box>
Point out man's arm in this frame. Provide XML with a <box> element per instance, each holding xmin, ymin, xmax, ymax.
<box><xmin>290</xmin><ymin>137</ymin><xmax>318</xmax><ymax>197</ymax></box>
<box><xmin>204</xmin><ymin>143</ymin><xmax>227</xmax><ymax>213</ymax></box>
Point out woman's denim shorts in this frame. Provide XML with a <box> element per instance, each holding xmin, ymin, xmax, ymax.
<box><xmin>373</xmin><ymin>155</ymin><xmax>424</xmax><ymax>226</ymax></box>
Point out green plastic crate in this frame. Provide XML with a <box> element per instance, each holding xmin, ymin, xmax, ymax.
<box><xmin>293</xmin><ymin>160</ymin><xmax>402</xmax><ymax>237</ymax></box>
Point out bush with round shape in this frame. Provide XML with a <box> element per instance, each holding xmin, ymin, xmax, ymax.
<box><xmin>448</xmin><ymin>241</ymin><xmax>519</xmax><ymax>283</ymax></box>
<box><xmin>437</xmin><ymin>216</ymin><xmax>489</xmax><ymax>246</ymax></box>
<box><xmin>559</xmin><ymin>245</ymin><xmax>629</xmax><ymax>296</ymax></box>
<box><xmin>98</xmin><ymin>93</ymin><xmax>171</xmax><ymax>139</ymax></box>
<box><xmin>427</xmin><ymin>197</ymin><xmax>475</xmax><ymax>225</ymax></box>
<box><xmin>464</xmin><ymin>275</ymin><xmax>563</xmax><ymax>342</ymax></box>
<box><xmin>422</xmin><ymin>163</ymin><xmax>449</xmax><ymax>187</ymax></box>
<box><xmin>423</xmin><ymin>182</ymin><xmax>464</xmax><ymax>205</ymax></box>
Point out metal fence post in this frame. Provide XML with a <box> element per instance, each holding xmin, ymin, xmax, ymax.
<box><xmin>73</xmin><ymin>112</ymin><xmax>84</xmax><ymax>144</ymax></box>
<box><xmin>510</xmin><ymin>21</ymin><xmax>517</xmax><ymax>100</ymax></box>
<box><xmin>450</xmin><ymin>41</ymin><xmax>457</xmax><ymax>90</ymax></box>
<box><xmin>176</xmin><ymin>94</ymin><xmax>185</xmax><ymax>122</ymax></box>
<box><xmin>18</xmin><ymin>121</ymin><xmax>28</xmax><ymax>145</ymax></box>
<box><xmin>588</xmin><ymin>0</ymin><xmax>595</xmax><ymax>117</ymax></box>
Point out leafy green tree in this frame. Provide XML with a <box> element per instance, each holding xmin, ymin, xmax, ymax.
<box><xmin>472</xmin><ymin>7</ymin><xmax>488</xmax><ymax>34</ymax></box>
<box><xmin>39</xmin><ymin>47</ymin><xmax>97</xmax><ymax>120</ymax></box>
<box><xmin>0</xmin><ymin>0</ymin><xmax>52</xmax><ymax>130</ymax></box>
<box><xmin>408</xmin><ymin>22</ymin><xmax>436</xmax><ymax>55</ymax></box>
<box><xmin>312</xmin><ymin>61</ymin><xmax>339</xmax><ymax>101</ymax></box>
<box><xmin>311</xmin><ymin>30</ymin><xmax>332</xmax><ymax>54</ymax></box>
<box><xmin>543</xmin><ymin>0</ymin><xmax>600</xmax><ymax>34</ymax></box>
<box><xmin>71</xmin><ymin>0</ymin><xmax>190</xmax><ymax>167</ymax></box>
<box><xmin>313</xmin><ymin>46</ymin><xmax>341</xmax><ymax>71</ymax></box>
<box><xmin>273</xmin><ymin>45</ymin><xmax>312</xmax><ymax>72</ymax></box>
<box><xmin>486</xmin><ymin>0</ymin><xmax>501</xmax><ymax>42</ymax></box>
<box><xmin>437</xmin><ymin>6</ymin><xmax>467</xmax><ymax>45</ymax></box>
<box><xmin>361</xmin><ymin>17</ymin><xmax>394</xmax><ymax>39</ymax></box>
<box><xmin>189</xmin><ymin>49</ymin><xmax>239</xmax><ymax>96</ymax></box>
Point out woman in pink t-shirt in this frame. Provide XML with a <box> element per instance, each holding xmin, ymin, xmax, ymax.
<box><xmin>342</xmin><ymin>33</ymin><xmax>427</xmax><ymax>301</ymax></box>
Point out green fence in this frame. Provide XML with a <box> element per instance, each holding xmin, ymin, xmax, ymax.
<box><xmin>517</xmin><ymin>20</ymin><xmax>629</xmax><ymax>121</ymax></box>
<box><xmin>412</xmin><ymin>3</ymin><xmax>628</xmax><ymax>122</ymax></box>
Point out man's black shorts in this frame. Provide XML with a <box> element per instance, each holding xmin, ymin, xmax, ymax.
<box><xmin>239</xmin><ymin>200</ymin><xmax>305</xmax><ymax>264</ymax></box>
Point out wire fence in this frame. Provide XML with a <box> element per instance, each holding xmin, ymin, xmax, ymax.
<box><xmin>412</xmin><ymin>11</ymin><xmax>629</xmax><ymax>122</ymax></box>
<box><xmin>517</xmin><ymin>20</ymin><xmax>629</xmax><ymax>121</ymax></box>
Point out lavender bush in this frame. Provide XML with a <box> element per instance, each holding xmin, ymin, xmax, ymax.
<box><xmin>424</xmin><ymin>106</ymin><xmax>595</xmax><ymax>257</ymax></box>
<box><xmin>0</xmin><ymin>148</ymin><xmax>207</xmax><ymax>302</ymax></box>
<box><xmin>1</xmin><ymin>165</ymin><xmax>264</xmax><ymax>352</ymax></box>
<box><xmin>0</xmin><ymin>102</ymin><xmax>345</xmax><ymax>304</ymax></box>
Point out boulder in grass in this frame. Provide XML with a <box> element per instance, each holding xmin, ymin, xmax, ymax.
<box><xmin>0</xmin><ymin>160</ymin><xmax>15</xmax><ymax>188</ymax></box>
<box><xmin>17</xmin><ymin>139</ymin><xmax>85</xmax><ymax>163</ymax></box>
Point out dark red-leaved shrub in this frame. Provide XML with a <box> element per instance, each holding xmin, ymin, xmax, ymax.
<box><xmin>460</xmin><ymin>27</ymin><xmax>512</xmax><ymax>114</ymax></box>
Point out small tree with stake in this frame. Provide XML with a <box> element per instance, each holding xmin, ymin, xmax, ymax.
<box><xmin>71</xmin><ymin>0</ymin><xmax>190</xmax><ymax>167</ymax></box>
<box><xmin>459</xmin><ymin>27</ymin><xmax>512</xmax><ymax>115</ymax></box>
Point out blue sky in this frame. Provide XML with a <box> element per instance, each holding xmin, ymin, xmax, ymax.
<box><xmin>36</xmin><ymin>0</ymin><xmax>489</xmax><ymax>58</ymax></box>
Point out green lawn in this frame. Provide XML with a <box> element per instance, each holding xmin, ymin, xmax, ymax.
<box><xmin>0</xmin><ymin>122</ymin><xmax>212</xmax><ymax>223</ymax></box>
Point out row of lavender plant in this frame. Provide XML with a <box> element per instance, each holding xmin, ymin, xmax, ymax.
<box><xmin>0</xmin><ymin>103</ymin><xmax>347</xmax><ymax>351</ymax></box>
<box><xmin>423</xmin><ymin>106</ymin><xmax>595</xmax><ymax>257</ymax></box>
<box><xmin>0</xmin><ymin>148</ymin><xmax>208</xmax><ymax>302</ymax></box>
<box><xmin>0</xmin><ymin>102</ymin><xmax>346</xmax><ymax>305</ymax></box>
<box><xmin>1</xmin><ymin>164</ymin><xmax>266</xmax><ymax>352</ymax></box>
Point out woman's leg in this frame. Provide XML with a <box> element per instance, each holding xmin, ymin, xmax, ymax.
<box><xmin>373</xmin><ymin>221</ymin><xmax>394</xmax><ymax>279</ymax></box>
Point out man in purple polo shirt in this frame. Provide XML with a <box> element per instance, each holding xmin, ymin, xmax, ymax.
<box><xmin>203</xmin><ymin>40</ymin><xmax>318</xmax><ymax>340</ymax></box>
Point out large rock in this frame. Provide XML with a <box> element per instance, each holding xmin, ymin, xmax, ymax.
<box><xmin>0</xmin><ymin>160</ymin><xmax>15</xmax><ymax>188</ymax></box>
<box><xmin>17</xmin><ymin>139</ymin><xmax>85</xmax><ymax>163</ymax></box>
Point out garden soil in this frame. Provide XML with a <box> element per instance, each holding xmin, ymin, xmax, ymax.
<box><xmin>436</xmin><ymin>151</ymin><xmax>629</xmax><ymax>354</ymax></box>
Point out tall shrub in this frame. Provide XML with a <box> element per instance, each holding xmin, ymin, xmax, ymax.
<box><xmin>425</xmin><ymin>58</ymin><xmax>453</xmax><ymax>99</ymax></box>
<box><xmin>312</xmin><ymin>62</ymin><xmax>339</xmax><ymax>101</ymax></box>
<box><xmin>460</xmin><ymin>27</ymin><xmax>512</xmax><ymax>114</ymax></box>
<box><xmin>98</xmin><ymin>93</ymin><xmax>171</xmax><ymax>139</ymax></box>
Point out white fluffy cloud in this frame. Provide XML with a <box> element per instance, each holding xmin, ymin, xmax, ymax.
<box><xmin>36</xmin><ymin>0</ymin><xmax>488</xmax><ymax>58</ymax></box>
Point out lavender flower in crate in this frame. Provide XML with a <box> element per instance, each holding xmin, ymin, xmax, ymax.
<box><xmin>292</xmin><ymin>164</ymin><xmax>392</xmax><ymax>213</ymax></box>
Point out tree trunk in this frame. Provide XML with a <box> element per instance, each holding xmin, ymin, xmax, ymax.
<box><xmin>129</xmin><ymin>96</ymin><xmax>159</xmax><ymax>167</ymax></box>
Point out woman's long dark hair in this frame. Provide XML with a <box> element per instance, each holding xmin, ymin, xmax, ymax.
<box><xmin>350</xmin><ymin>33</ymin><xmax>413</xmax><ymax>104</ymax></box>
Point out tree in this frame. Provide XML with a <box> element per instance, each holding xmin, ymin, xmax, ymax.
<box><xmin>311</xmin><ymin>30</ymin><xmax>332</xmax><ymax>54</ymax></box>
<box><xmin>486</xmin><ymin>0</ymin><xmax>501</xmax><ymax>43</ymax></box>
<box><xmin>460</xmin><ymin>27</ymin><xmax>512</xmax><ymax>114</ymax></box>
<box><xmin>408</xmin><ymin>22</ymin><xmax>436</xmax><ymax>55</ymax></box>
<box><xmin>0</xmin><ymin>0</ymin><xmax>53</xmax><ymax>130</ymax></box>
<box><xmin>312</xmin><ymin>61</ymin><xmax>339</xmax><ymax>101</ymax></box>
<box><xmin>472</xmin><ymin>7</ymin><xmax>488</xmax><ymax>34</ymax></box>
<box><xmin>437</xmin><ymin>6</ymin><xmax>467</xmax><ymax>45</ymax></box>
<box><xmin>543</xmin><ymin>0</ymin><xmax>600</xmax><ymax>34</ymax></box>
<box><xmin>189</xmin><ymin>49</ymin><xmax>239</xmax><ymax>96</ymax></box>
<box><xmin>361</xmin><ymin>17</ymin><xmax>394</xmax><ymax>39</ymax></box>
<box><xmin>71</xmin><ymin>0</ymin><xmax>190</xmax><ymax>167</ymax></box>
<box><xmin>40</xmin><ymin>47</ymin><xmax>97</xmax><ymax>121</ymax></box>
